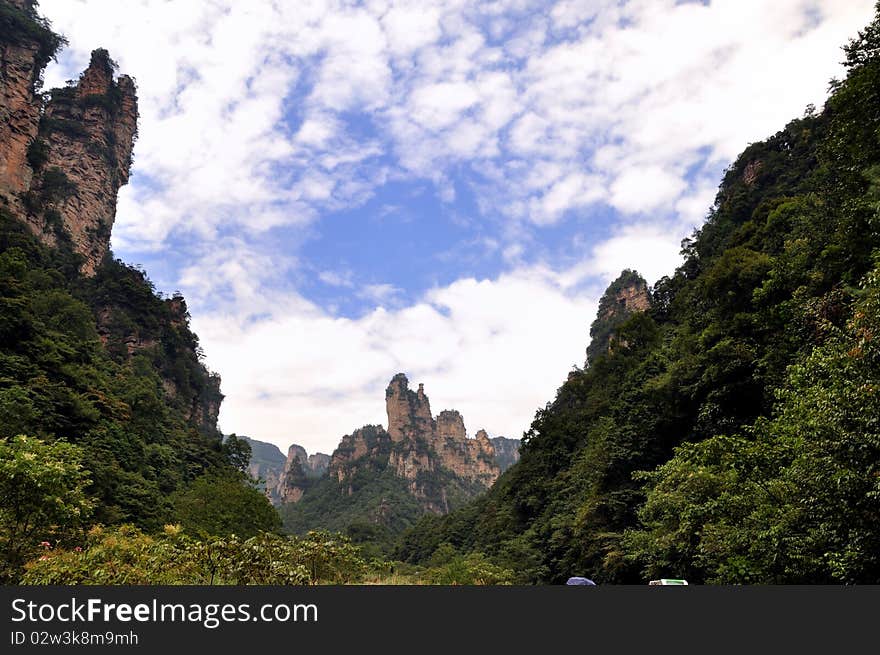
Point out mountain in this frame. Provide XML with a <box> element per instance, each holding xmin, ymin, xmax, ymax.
<box><xmin>236</xmin><ymin>435</ymin><xmax>332</xmax><ymax>503</ymax></box>
<box><xmin>586</xmin><ymin>269</ymin><xmax>651</xmax><ymax>363</ymax></box>
<box><xmin>279</xmin><ymin>374</ymin><xmax>511</xmax><ymax>547</ymax></box>
<box><xmin>238</xmin><ymin>435</ymin><xmax>286</xmax><ymax>494</ymax></box>
<box><xmin>0</xmin><ymin>0</ymin><xmax>277</xmax><ymax>570</ymax></box>
<box><xmin>395</xmin><ymin>6</ymin><xmax>880</xmax><ymax>584</ymax></box>
<box><xmin>489</xmin><ymin>436</ymin><xmax>520</xmax><ymax>472</ymax></box>
<box><xmin>273</xmin><ymin>443</ymin><xmax>330</xmax><ymax>503</ymax></box>
<box><xmin>1</xmin><ymin>9</ymin><xmax>136</xmax><ymax>276</ymax></box>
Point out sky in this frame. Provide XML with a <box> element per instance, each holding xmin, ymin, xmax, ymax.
<box><xmin>37</xmin><ymin>0</ymin><xmax>876</xmax><ymax>456</ymax></box>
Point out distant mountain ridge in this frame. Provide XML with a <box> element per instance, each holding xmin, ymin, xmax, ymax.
<box><xmin>490</xmin><ymin>436</ymin><xmax>520</xmax><ymax>472</ymax></box>
<box><xmin>237</xmin><ymin>436</ymin><xmax>330</xmax><ymax>504</ymax></box>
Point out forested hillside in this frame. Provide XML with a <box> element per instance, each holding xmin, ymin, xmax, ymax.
<box><xmin>396</xmin><ymin>5</ymin><xmax>880</xmax><ymax>584</ymax></box>
<box><xmin>0</xmin><ymin>1</ymin><xmax>280</xmax><ymax>583</ymax></box>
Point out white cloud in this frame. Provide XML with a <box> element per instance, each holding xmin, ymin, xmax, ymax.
<box><xmin>359</xmin><ymin>283</ymin><xmax>403</xmax><ymax>305</ymax></box>
<box><xmin>318</xmin><ymin>270</ymin><xmax>354</xmax><ymax>288</ymax></box>
<box><xmin>609</xmin><ymin>166</ymin><xmax>687</xmax><ymax>214</ymax></box>
<box><xmin>38</xmin><ymin>0</ymin><xmax>875</xmax><ymax>237</ymax></box>
<box><xmin>382</xmin><ymin>5</ymin><xmax>443</xmax><ymax>56</ymax></box>
<box><xmin>192</xmin><ymin>265</ymin><xmax>596</xmax><ymax>454</ymax></box>
<box><xmin>533</xmin><ymin>172</ymin><xmax>605</xmax><ymax>223</ymax></box>
<box><xmin>32</xmin><ymin>0</ymin><xmax>879</xmax><ymax>454</ymax></box>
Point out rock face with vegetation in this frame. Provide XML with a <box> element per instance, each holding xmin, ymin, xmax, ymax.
<box><xmin>586</xmin><ymin>269</ymin><xmax>651</xmax><ymax>363</ymax></box>
<box><xmin>279</xmin><ymin>374</ymin><xmax>510</xmax><ymax>551</ymax></box>
<box><xmin>326</xmin><ymin>374</ymin><xmax>501</xmax><ymax>512</ymax></box>
<box><xmin>0</xmin><ymin>0</ymin><xmax>56</xmax><ymax>204</ymax></box>
<box><xmin>31</xmin><ymin>49</ymin><xmax>137</xmax><ymax>275</ymax></box>
<box><xmin>0</xmin><ymin>2</ymin><xmax>137</xmax><ymax>275</ymax></box>
<box><xmin>489</xmin><ymin>435</ymin><xmax>520</xmax><ymax>472</ymax></box>
<box><xmin>275</xmin><ymin>443</ymin><xmax>330</xmax><ymax>504</ymax></box>
<box><xmin>239</xmin><ymin>436</ymin><xmax>286</xmax><ymax>496</ymax></box>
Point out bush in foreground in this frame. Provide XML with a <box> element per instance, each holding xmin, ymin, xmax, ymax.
<box><xmin>22</xmin><ymin>525</ymin><xmax>367</xmax><ymax>585</ymax></box>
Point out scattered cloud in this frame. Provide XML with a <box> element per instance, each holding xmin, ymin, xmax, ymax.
<box><xmin>191</xmin><ymin>265</ymin><xmax>596</xmax><ymax>455</ymax></box>
<box><xmin>34</xmin><ymin>0</ymin><xmax>877</xmax><ymax>452</ymax></box>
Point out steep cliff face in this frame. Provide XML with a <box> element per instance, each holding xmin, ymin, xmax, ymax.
<box><xmin>321</xmin><ymin>374</ymin><xmax>501</xmax><ymax>514</ymax></box>
<box><xmin>586</xmin><ymin>269</ymin><xmax>651</xmax><ymax>364</ymax></box>
<box><xmin>240</xmin><ymin>436</ymin><xmax>287</xmax><ymax>499</ymax></box>
<box><xmin>275</xmin><ymin>442</ymin><xmax>331</xmax><ymax>503</ymax></box>
<box><xmin>490</xmin><ymin>436</ymin><xmax>521</xmax><ymax>472</ymax></box>
<box><xmin>0</xmin><ymin>6</ymin><xmax>137</xmax><ymax>276</ymax></box>
<box><xmin>308</xmin><ymin>452</ymin><xmax>330</xmax><ymax>475</ymax></box>
<box><xmin>30</xmin><ymin>49</ymin><xmax>138</xmax><ymax>275</ymax></box>
<box><xmin>0</xmin><ymin>4</ymin><xmax>221</xmax><ymax>439</ymax></box>
<box><xmin>385</xmin><ymin>374</ymin><xmax>434</xmax><ymax>443</ymax></box>
<box><xmin>0</xmin><ymin>1</ymin><xmax>58</xmax><ymax>205</ymax></box>
<box><xmin>87</xmin><ymin>263</ymin><xmax>224</xmax><ymax>437</ymax></box>
<box><xmin>282</xmin><ymin>376</ymin><xmax>508</xmax><ymax>536</ymax></box>
<box><xmin>0</xmin><ymin>2</ymin><xmax>237</xmax><ymax>533</ymax></box>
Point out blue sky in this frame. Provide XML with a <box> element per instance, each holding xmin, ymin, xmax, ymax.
<box><xmin>38</xmin><ymin>0</ymin><xmax>876</xmax><ymax>455</ymax></box>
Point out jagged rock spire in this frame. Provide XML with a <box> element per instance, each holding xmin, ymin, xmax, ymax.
<box><xmin>0</xmin><ymin>9</ymin><xmax>138</xmax><ymax>276</ymax></box>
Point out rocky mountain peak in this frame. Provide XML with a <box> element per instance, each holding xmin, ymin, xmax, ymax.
<box><xmin>436</xmin><ymin>409</ymin><xmax>466</xmax><ymax>439</ymax></box>
<box><xmin>598</xmin><ymin>269</ymin><xmax>650</xmax><ymax>320</ymax></box>
<box><xmin>77</xmin><ymin>48</ymin><xmax>114</xmax><ymax>95</ymax></box>
<box><xmin>489</xmin><ymin>436</ymin><xmax>521</xmax><ymax>472</ymax></box>
<box><xmin>0</xmin><ymin>16</ymin><xmax>138</xmax><ymax>276</ymax></box>
<box><xmin>386</xmin><ymin>373</ymin><xmax>434</xmax><ymax>443</ymax></box>
<box><xmin>587</xmin><ymin>269</ymin><xmax>651</xmax><ymax>364</ymax></box>
<box><xmin>274</xmin><ymin>442</ymin><xmax>330</xmax><ymax>503</ymax></box>
<box><xmin>293</xmin><ymin>375</ymin><xmax>508</xmax><ymax>515</ymax></box>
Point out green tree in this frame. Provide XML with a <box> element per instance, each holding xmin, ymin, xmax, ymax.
<box><xmin>625</xmin><ymin>262</ymin><xmax>880</xmax><ymax>583</ymax></box>
<box><xmin>0</xmin><ymin>435</ymin><xmax>93</xmax><ymax>582</ymax></box>
<box><xmin>222</xmin><ymin>434</ymin><xmax>252</xmax><ymax>474</ymax></box>
<box><xmin>171</xmin><ymin>472</ymin><xmax>281</xmax><ymax>539</ymax></box>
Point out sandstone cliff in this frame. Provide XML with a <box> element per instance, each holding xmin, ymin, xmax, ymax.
<box><xmin>0</xmin><ymin>1</ymin><xmax>60</xmax><ymax>201</ymax></box>
<box><xmin>274</xmin><ymin>443</ymin><xmax>330</xmax><ymax>503</ymax></box>
<box><xmin>489</xmin><ymin>435</ymin><xmax>520</xmax><ymax>472</ymax></box>
<box><xmin>322</xmin><ymin>374</ymin><xmax>501</xmax><ymax>514</ymax></box>
<box><xmin>586</xmin><ymin>269</ymin><xmax>651</xmax><ymax>364</ymax></box>
<box><xmin>279</xmin><ymin>378</ymin><xmax>521</xmax><ymax>534</ymax></box>
<box><xmin>0</xmin><ymin>3</ymin><xmax>137</xmax><ymax>275</ymax></box>
<box><xmin>240</xmin><ymin>436</ymin><xmax>287</xmax><ymax>498</ymax></box>
<box><xmin>0</xmin><ymin>2</ymin><xmax>220</xmax><ymax>437</ymax></box>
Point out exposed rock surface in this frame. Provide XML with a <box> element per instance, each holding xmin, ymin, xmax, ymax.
<box><xmin>275</xmin><ymin>442</ymin><xmax>330</xmax><ymax>504</ymax></box>
<box><xmin>489</xmin><ymin>435</ymin><xmax>521</xmax><ymax>472</ymax></box>
<box><xmin>240</xmin><ymin>436</ymin><xmax>287</xmax><ymax>497</ymax></box>
<box><xmin>0</xmin><ymin>11</ymin><xmax>137</xmax><ymax>276</ymax></box>
<box><xmin>742</xmin><ymin>159</ymin><xmax>763</xmax><ymax>186</ymax></box>
<box><xmin>0</xmin><ymin>2</ymin><xmax>43</xmax><ymax>206</ymax></box>
<box><xmin>316</xmin><ymin>374</ymin><xmax>502</xmax><ymax>514</ymax></box>
<box><xmin>0</xmin><ymin>6</ymin><xmax>220</xmax><ymax>436</ymax></box>
<box><xmin>386</xmin><ymin>374</ymin><xmax>434</xmax><ymax>443</ymax></box>
<box><xmin>308</xmin><ymin>452</ymin><xmax>331</xmax><ymax>476</ymax></box>
<box><xmin>587</xmin><ymin>269</ymin><xmax>651</xmax><ymax>364</ymax></box>
<box><xmin>30</xmin><ymin>50</ymin><xmax>137</xmax><ymax>274</ymax></box>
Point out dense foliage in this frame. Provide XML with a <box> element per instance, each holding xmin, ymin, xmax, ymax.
<box><xmin>397</xmin><ymin>5</ymin><xmax>880</xmax><ymax>584</ymax></box>
<box><xmin>0</xmin><ymin>435</ymin><xmax>92</xmax><ymax>582</ymax></box>
<box><xmin>0</xmin><ymin>0</ymin><xmax>66</xmax><ymax>73</ymax></box>
<box><xmin>624</xmin><ymin>261</ymin><xmax>880</xmax><ymax>583</ymax></box>
<box><xmin>22</xmin><ymin>525</ymin><xmax>366</xmax><ymax>585</ymax></box>
<box><xmin>172</xmin><ymin>471</ymin><xmax>282</xmax><ymax>539</ymax></box>
<box><xmin>0</xmin><ymin>208</ymin><xmax>279</xmax><ymax>581</ymax></box>
<box><xmin>0</xmin><ymin>209</ymin><xmax>234</xmax><ymax>527</ymax></box>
